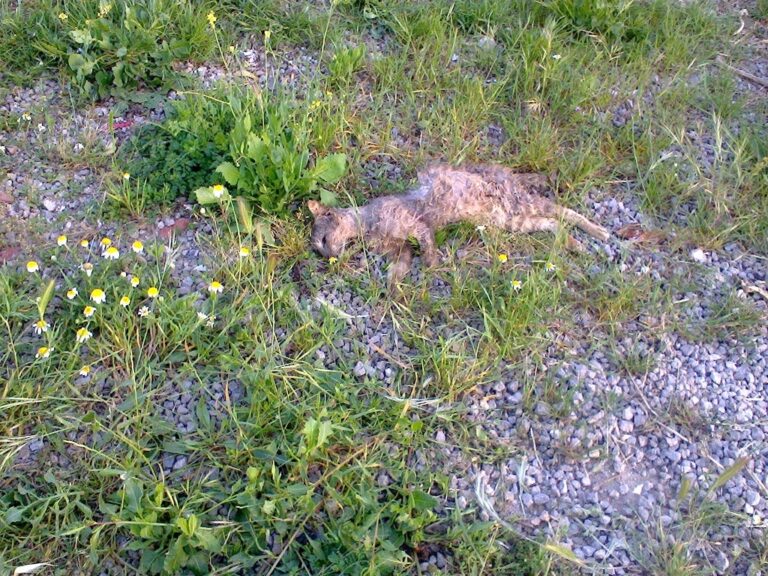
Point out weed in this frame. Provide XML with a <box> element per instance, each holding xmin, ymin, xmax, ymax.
<box><xmin>0</xmin><ymin>0</ymin><xmax>218</xmax><ymax>98</ymax></box>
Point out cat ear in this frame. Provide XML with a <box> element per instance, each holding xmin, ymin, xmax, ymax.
<box><xmin>307</xmin><ymin>200</ymin><xmax>328</xmax><ymax>217</ymax></box>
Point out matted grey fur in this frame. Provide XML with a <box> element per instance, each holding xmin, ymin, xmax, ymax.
<box><xmin>308</xmin><ymin>163</ymin><xmax>610</xmax><ymax>288</ymax></box>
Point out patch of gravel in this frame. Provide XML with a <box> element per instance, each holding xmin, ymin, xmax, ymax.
<box><xmin>3</xmin><ymin>4</ymin><xmax>768</xmax><ymax>572</ymax></box>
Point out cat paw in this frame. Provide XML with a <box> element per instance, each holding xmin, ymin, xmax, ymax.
<box><xmin>422</xmin><ymin>251</ymin><xmax>441</xmax><ymax>268</ymax></box>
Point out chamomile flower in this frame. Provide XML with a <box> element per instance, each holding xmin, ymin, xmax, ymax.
<box><xmin>552</xmin><ymin>54</ymin><xmax>562</xmax><ymax>60</ymax></box>
<box><xmin>57</xmin><ymin>234</ymin><xmax>67</xmax><ymax>246</ymax></box>
<box><xmin>103</xmin><ymin>246</ymin><xmax>120</xmax><ymax>260</ymax></box>
<box><xmin>476</xmin><ymin>225</ymin><xmax>487</xmax><ymax>233</ymax></box>
<box><xmin>130</xmin><ymin>275</ymin><xmax>140</xmax><ymax>288</ymax></box>
<box><xmin>147</xmin><ymin>286</ymin><xmax>159</xmax><ymax>299</ymax></box>
<box><xmin>22</xmin><ymin>112</ymin><xmax>31</xmax><ymax>122</ymax></box>
<box><xmin>36</xmin><ymin>346</ymin><xmax>51</xmax><ymax>359</ymax></box>
<box><xmin>90</xmin><ymin>288</ymin><xmax>106</xmax><ymax>304</ymax></box>
<box><xmin>239</xmin><ymin>246</ymin><xmax>251</xmax><ymax>258</ymax></box>
<box><xmin>206</xmin><ymin>315</ymin><xmax>216</xmax><ymax>328</ymax></box>
<box><xmin>76</xmin><ymin>327</ymin><xmax>92</xmax><ymax>343</ymax></box>
<box><xmin>79</xmin><ymin>365</ymin><xmax>91</xmax><ymax>377</ymax></box>
<box><xmin>497</xmin><ymin>253</ymin><xmax>508</xmax><ymax>263</ymax></box>
<box><xmin>82</xmin><ymin>262</ymin><xmax>94</xmax><ymax>277</ymax></box>
<box><xmin>100</xmin><ymin>237</ymin><xmax>112</xmax><ymax>249</ymax></box>
<box><xmin>37</xmin><ymin>123</ymin><xmax>46</xmax><ymax>133</ymax></box>
<box><xmin>58</xmin><ymin>12</ymin><xmax>68</xmax><ymax>21</ymax></box>
<box><xmin>26</xmin><ymin>260</ymin><xmax>39</xmax><ymax>273</ymax></box>
<box><xmin>208</xmin><ymin>281</ymin><xmax>223</xmax><ymax>294</ymax></box>
<box><xmin>83</xmin><ymin>305</ymin><xmax>96</xmax><ymax>318</ymax></box>
<box><xmin>120</xmin><ymin>295</ymin><xmax>130</xmax><ymax>307</ymax></box>
<box><xmin>511</xmin><ymin>279</ymin><xmax>522</xmax><ymax>291</ymax></box>
<box><xmin>122</xmin><ymin>172</ymin><xmax>130</xmax><ymax>181</ymax></box>
<box><xmin>138</xmin><ymin>306</ymin><xmax>150</xmax><ymax>317</ymax></box>
<box><xmin>132</xmin><ymin>240</ymin><xmax>144</xmax><ymax>254</ymax></box>
<box><xmin>212</xmin><ymin>184</ymin><xmax>225</xmax><ymax>198</ymax></box>
<box><xmin>34</xmin><ymin>319</ymin><xmax>50</xmax><ymax>335</ymax></box>
<box><xmin>197</xmin><ymin>312</ymin><xmax>208</xmax><ymax>321</ymax></box>
<box><xmin>545</xmin><ymin>262</ymin><xmax>556</xmax><ymax>272</ymax></box>
<box><xmin>66</xmin><ymin>287</ymin><xmax>78</xmax><ymax>300</ymax></box>
<box><xmin>207</xmin><ymin>10</ymin><xmax>216</xmax><ymax>26</ymax></box>
<box><xmin>80</xmin><ymin>239</ymin><xmax>89</xmax><ymax>248</ymax></box>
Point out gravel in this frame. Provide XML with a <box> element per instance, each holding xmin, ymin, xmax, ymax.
<box><xmin>2</xmin><ymin>5</ymin><xmax>767</xmax><ymax>573</ymax></box>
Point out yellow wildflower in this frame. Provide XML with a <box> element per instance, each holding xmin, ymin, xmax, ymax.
<box><xmin>66</xmin><ymin>288</ymin><xmax>78</xmax><ymax>300</ymax></box>
<box><xmin>497</xmin><ymin>253</ymin><xmax>508</xmax><ymax>263</ymax></box>
<box><xmin>132</xmin><ymin>240</ymin><xmax>144</xmax><ymax>254</ymax></box>
<box><xmin>57</xmin><ymin>235</ymin><xmax>67</xmax><ymax>247</ymax></box>
<box><xmin>100</xmin><ymin>237</ymin><xmax>112</xmax><ymax>248</ymax></box>
<box><xmin>212</xmin><ymin>184</ymin><xmax>225</xmax><ymax>198</ymax></box>
<box><xmin>207</xmin><ymin>10</ymin><xmax>216</xmax><ymax>26</ymax></box>
<box><xmin>208</xmin><ymin>281</ymin><xmax>223</xmax><ymax>294</ymax></box>
<box><xmin>120</xmin><ymin>295</ymin><xmax>130</xmax><ymax>307</ymax></box>
<box><xmin>79</xmin><ymin>365</ymin><xmax>91</xmax><ymax>377</ymax></box>
<box><xmin>36</xmin><ymin>346</ymin><xmax>51</xmax><ymax>359</ymax></box>
<box><xmin>80</xmin><ymin>239</ymin><xmax>89</xmax><ymax>248</ymax></box>
<box><xmin>76</xmin><ymin>327</ymin><xmax>92</xmax><ymax>343</ymax></box>
<box><xmin>90</xmin><ymin>288</ymin><xmax>106</xmax><ymax>304</ymax></box>
<box><xmin>239</xmin><ymin>246</ymin><xmax>251</xmax><ymax>258</ymax></box>
<box><xmin>545</xmin><ymin>262</ymin><xmax>556</xmax><ymax>272</ymax></box>
<box><xmin>103</xmin><ymin>246</ymin><xmax>120</xmax><ymax>260</ymax></box>
<box><xmin>58</xmin><ymin>12</ymin><xmax>68</xmax><ymax>21</ymax></box>
<box><xmin>511</xmin><ymin>279</ymin><xmax>522</xmax><ymax>291</ymax></box>
<box><xmin>130</xmin><ymin>275</ymin><xmax>140</xmax><ymax>288</ymax></box>
<box><xmin>122</xmin><ymin>172</ymin><xmax>130</xmax><ymax>180</ymax></box>
<box><xmin>147</xmin><ymin>286</ymin><xmax>159</xmax><ymax>299</ymax></box>
<box><xmin>34</xmin><ymin>319</ymin><xmax>50</xmax><ymax>335</ymax></box>
<box><xmin>26</xmin><ymin>261</ymin><xmax>39</xmax><ymax>273</ymax></box>
<box><xmin>83</xmin><ymin>305</ymin><xmax>96</xmax><ymax>318</ymax></box>
<box><xmin>82</xmin><ymin>262</ymin><xmax>94</xmax><ymax>277</ymax></box>
<box><xmin>328</xmin><ymin>257</ymin><xmax>338</xmax><ymax>265</ymax></box>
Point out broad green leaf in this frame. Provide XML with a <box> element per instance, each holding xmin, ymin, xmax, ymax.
<box><xmin>195</xmin><ymin>186</ymin><xmax>230</xmax><ymax>205</ymax></box>
<box><xmin>216</xmin><ymin>162</ymin><xmax>240</xmax><ymax>186</ymax></box>
<box><xmin>262</xmin><ymin>500</ymin><xmax>276</xmax><ymax>514</ymax></box>
<box><xmin>319</xmin><ymin>188</ymin><xmax>339</xmax><ymax>207</ymax></box>
<box><xmin>69</xmin><ymin>29</ymin><xmax>92</xmax><ymax>45</ymax></box>
<box><xmin>410</xmin><ymin>490</ymin><xmax>437</xmax><ymax>512</ymax></box>
<box><xmin>123</xmin><ymin>477</ymin><xmax>143</xmax><ymax>514</ymax></box>
<box><xmin>194</xmin><ymin>529</ymin><xmax>221</xmax><ymax>553</ymax></box>
<box><xmin>68</xmin><ymin>53</ymin><xmax>87</xmax><ymax>71</ymax></box>
<box><xmin>314</xmin><ymin>153</ymin><xmax>347</xmax><ymax>183</ymax></box>
<box><xmin>5</xmin><ymin>507</ymin><xmax>23</xmax><ymax>524</ymax></box>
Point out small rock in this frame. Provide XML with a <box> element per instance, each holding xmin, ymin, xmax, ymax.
<box><xmin>42</xmin><ymin>198</ymin><xmax>56</xmax><ymax>211</ymax></box>
<box><xmin>690</xmin><ymin>248</ymin><xmax>707</xmax><ymax>263</ymax></box>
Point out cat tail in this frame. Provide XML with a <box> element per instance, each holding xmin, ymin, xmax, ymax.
<box><xmin>556</xmin><ymin>206</ymin><xmax>610</xmax><ymax>241</ymax></box>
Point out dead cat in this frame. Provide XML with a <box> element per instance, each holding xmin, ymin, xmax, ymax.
<box><xmin>308</xmin><ymin>163</ymin><xmax>610</xmax><ymax>289</ymax></box>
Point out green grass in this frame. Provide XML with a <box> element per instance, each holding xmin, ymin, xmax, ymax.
<box><xmin>1</xmin><ymin>0</ymin><xmax>766</xmax><ymax>573</ymax></box>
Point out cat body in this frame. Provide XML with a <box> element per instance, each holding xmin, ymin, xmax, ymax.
<box><xmin>308</xmin><ymin>163</ymin><xmax>610</xmax><ymax>287</ymax></box>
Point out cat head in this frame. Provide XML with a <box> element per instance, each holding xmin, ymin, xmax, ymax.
<box><xmin>307</xmin><ymin>200</ymin><xmax>356</xmax><ymax>258</ymax></box>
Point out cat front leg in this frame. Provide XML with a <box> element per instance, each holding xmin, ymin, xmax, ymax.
<box><xmin>385</xmin><ymin>243</ymin><xmax>413</xmax><ymax>292</ymax></box>
<box><xmin>413</xmin><ymin>224</ymin><xmax>439</xmax><ymax>267</ymax></box>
